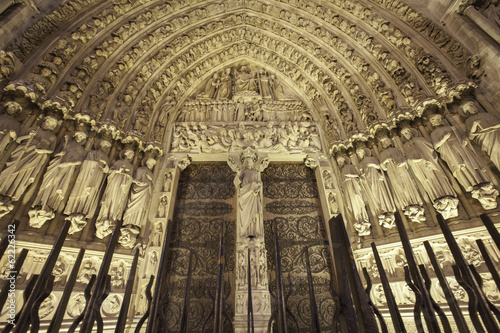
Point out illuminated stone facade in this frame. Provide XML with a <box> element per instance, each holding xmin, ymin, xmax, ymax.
<box><xmin>0</xmin><ymin>0</ymin><xmax>499</xmax><ymax>331</ymax></box>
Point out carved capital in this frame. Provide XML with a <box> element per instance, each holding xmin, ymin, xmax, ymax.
<box><xmin>455</xmin><ymin>0</ymin><xmax>478</xmax><ymax>14</ymax></box>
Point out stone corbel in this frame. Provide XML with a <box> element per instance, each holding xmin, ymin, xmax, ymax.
<box><xmin>304</xmin><ymin>156</ymin><xmax>319</xmax><ymax>169</ymax></box>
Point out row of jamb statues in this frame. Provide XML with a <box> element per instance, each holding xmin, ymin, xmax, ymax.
<box><xmin>335</xmin><ymin>102</ymin><xmax>500</xmax><ymax>236</ymax></box>
<box><xmin>0</xmin><ymin>103</ymin><xmax>156</xmax><ymax>247</ymax></box>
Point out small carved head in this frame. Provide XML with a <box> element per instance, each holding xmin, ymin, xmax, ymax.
<box><xmin>461</xmin><ymin>101</ymin><xmax>479</xmax><ymax>115</ymax></box>
<box><xmin>4</xmin><ymin>101</ymin><xmax>21</xmax><ymax>116</ymax></box>
<box><xmin>99</xmin><ymin>140</ymin><xmax>112</xmax><ymax>154</ymax></box>
<box><xmin>145</xmin><ymin>158</ymin><xmax>156</xmax><ymax>170</ymax></box>
<box><xmin>429</xmin><ymin>113</ymin><xmax>444</xmax><ymax>127</ymax></box>
<box><xmin>42</xmin><ymin>116</ymin><xmax>58</xmax><ymax>131</ymax></box>
<box><xmin>356</xmin><ymin>147</ymin><xmax>371</xmax><ymax>159</ymax></box>
<box><xmin>380</xmin><ymin>136</ymin><xmax>392</xmax><ymax>149</ymax></box>
<box><xmin>401</xmin><ymin>127</ymin><xmax>418</xmax><ymax>140</ymax></box>
<box><xmin>123</xmin><ymin>149</ymin><xmax>135</xmax><ymax>161</ymax></box>
<box><xmin>73</xmin><ymin>131</ymin><xmax>87</xmax><ymax>143</ymax></box>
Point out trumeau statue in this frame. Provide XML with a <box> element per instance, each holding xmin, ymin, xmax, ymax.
<box><xmin>379</xmin><ymin>136</ymin><xmax>426</xmax><ymax>223</ymax></box>
<box><xmin>64</xmin><ymin>140</ymin><xmax>111</xmax><ymax>234</ymax></box>
<box><xmin>0</xmin><ymin>101</ymin><xmax>22</xmax><ymax>156</ymax></box>
<box><xmin>96</xmin><ymin>149</ymin><xmax>135</xmax><ymax>239</ymax></box>
<box><xmin>336</xmin><ymin>155</ymin><xmax>371</xmax><ymax>236</ymax></box>
<box><xmin>29</xmin><ymin>131</ymin><xmax>87</xmax><ymax>228</ymax></box>
<box><xmin>0</xmin><ymin>116</ymin><xmax>58</xmax><ymax>216</ymax></box>
<box><xmin>430</xmin><ymin>113</ymin><xmax>498</xmax><ymax>210</ymax></box>
<box><xmin>463</xmin><ymin>101</ymin><xmax>500</xmax><ymax>171</ymax></box>
<box><xmin>401</xmin><ymin>126</ymin><xmax>459</xmax><ymax>219</ymax></box>
<box><xmin>229</xmin><ymin>148</ymin><xmax>269</xmax><ymax>238</ymax></box>
<box><xmin>356</xmin><ymin>147</ymin><xmax>397</xmax><ymax>229</ymax></box>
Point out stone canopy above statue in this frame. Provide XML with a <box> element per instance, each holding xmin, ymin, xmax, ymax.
<box><xmin>175</xmin><ymin>63</ymin><xmax>313</xmax><ymax>124</ymax></box>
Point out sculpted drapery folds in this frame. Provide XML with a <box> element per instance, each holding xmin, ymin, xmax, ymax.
<box><xmin>401</xmin><ymin>127</ymin><xmax>459</xmax><ymax>219</ymax></box>
<box><xmin>28</xmin><ymin>131</ymin><xmax>87</xmax><ymax>228</ymax></box>
<box><xmin>336</xmin><ymin>155</ymin><xmax>370</xmax><ymax>236</ymax></box>
<box><xmin>119</xmin><ymin>157</ymin><xmax>156</xmax><ymax>248</ymax></box>
<box><xmin>122</xmin><ymin>158</ymin><xmax>156</xmax><ymax>228</ymax></box>
<box><xmin>430</xmin><ymin>114</ymin><xmax>489</xmax><ymax>192</ymax></box>
<box><xmin>0</xmin><ymin>116</ymin><xmax>57</xmax><ymax>206</ymax></box>
<box><xmin>229</xmin><ymin>148</ymin><xmax>269</xmax><ymax>238</ymax></box>
<box><xmin>430</xmin><ymin>113</ymin><xmax>498</xmax><ymax>210</ymax></box>
<box><xmin>95</xmin><ymin>149</ymin><xmax>135</xmax><ymax>239</ymax></box>
<box><xmin>379</xmin><ymin>137</ymin><xmax>426</xmax><ymax>223</ymax></box>
<box><xmin>235</xmin><ymin>65</ymin><xmax>258</xmax><ymax>94</ymax></box>
<box><xmin>64</xmin><ymin>140</ymin><xmax>111</xmax><ymax>234</ymax></box>
<box><xmin>463</xmin><ymin>101</ymin><xmax>500</xmax><ymax>172</ymax></box>
<box><xmin>357</xmin><ymin>147</ymin><xmax>397</xmax><ymax>229</ymax></box>
<box><xmin>0</xmin><ymin>102</ymin><xmax>22</xmax><ymax>156</ymax></box>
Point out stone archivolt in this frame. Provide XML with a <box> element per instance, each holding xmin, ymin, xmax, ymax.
<box><xmin>2</xmin><ymin>0</ymin><xmax>478</xmax><ymax>153</ymax></box>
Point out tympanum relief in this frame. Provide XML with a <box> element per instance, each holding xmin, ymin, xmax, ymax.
<box><xmin>172</xmin><ymin>63</ymin><xmax>322</xmax><ymax>155</ymax></box>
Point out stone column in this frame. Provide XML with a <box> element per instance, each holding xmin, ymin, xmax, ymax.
<box><xmin>228</xmin><ymin>148</ymin><xmax>271</xmax><ymax>332</ymax></box>
<box><xmin>135</xmin><ymin>154</ymin><xmax>191</xmax><ymax>317</ymax></box>
<box><xmin>463</xmin><ymin>6</ymin><xmax>500</xmax><ymax>45</ymax></box>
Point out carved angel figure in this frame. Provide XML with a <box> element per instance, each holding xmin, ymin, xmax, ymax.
<box><xmin>29</xmin><ymin>131</ymin><xmax>87</xmax><ymax>228</ymax></box>
<box><xmin>228</xmin><ymin>148</ymin><xmax>269</xmax><ymax>238</ymax></box>
<box><xmin>64</xmin><ymin>140</ymin><xmax>111</xmax><ymax>234</ymax></box>
<box><xmin>95</xmin><ymin>149</ymin><xmax>135</xmax><ymax>239</ymax></box>
<box><xmin>0</xmin><ymin>116</ymin><xmax>57</xmax><ymax>203</ymax></box>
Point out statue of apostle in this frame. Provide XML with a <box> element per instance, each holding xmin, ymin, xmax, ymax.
<box><xmin>430</xmin><ymin>113</ymin><xmax>498</xmax><ymax>209</ymax></box>
<box><xmin>64</xmin><ymin>140</ymin><xmax>111</xmax><ymax>234</ymax></box>
<box><xmin>29</xmin><ymin>131</ymin><xmax>87</xmax><ymax>228</ymax></box>
<box><xmin>379</xmin><ymin>136</ymin><xmax>426</xmax><ymax>223</ymax></box>
<box><xmin>95</xmin><ymin>149</ymin><xmax>135</xmax><ymax>239</ymax></box>
<box><xmin>336</xmin><ymin>155</ymin><xmax>371</xmax><ymax>236</ymax></box>
<box><xmin>0</xmin><ymin>101</ymin><xmax>21</xmax><ymax>157</ymax></box>
<box><xmin>356</xmin><ymin>147</ymin><xmax>397</xmax><ymax>229</ymax></box>
<box><xmin>0</xmin><ymin>116</ymin><xmax>58</xmax><ymax>215</ymax></box>
<box><xmin>121</xmin><ymin>157</ymin><xmax>156</xmax><ymax>229</ymax></box>
<box><xmin>401</xmin><ymin>126</ymin><xmax>459</xmax><ymax>219</ymax></box>
<box><xmin>463</xmin><ymin>101</ymin><xmax>500</xmax><ymax>171</ymax></box>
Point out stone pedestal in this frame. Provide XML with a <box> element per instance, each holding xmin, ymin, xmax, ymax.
<box><xmin>234</xmin><ymin>238</ymin><xmax>271</xmax><ymax>332</ymax></box>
